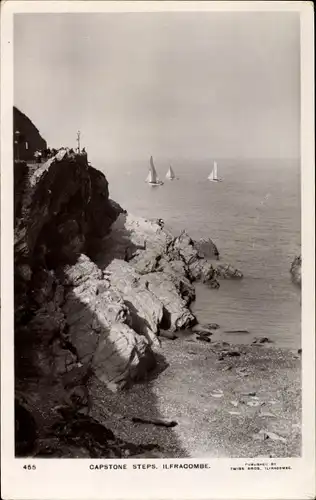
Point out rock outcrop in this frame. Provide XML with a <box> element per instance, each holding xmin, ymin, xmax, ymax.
<box><xmin>14</xmin><ymin>106</ymin><xmax>47</xmax><ymax>161</ymax></box>
<box><xmin>290</xmin><ymin>255</ymin><xmax>301</xmax><ymax>287</ymax></box>
<box><xmin>14</xmin><ymin>150</ymin><xmax>242</xmax><ymax>457</ymax></box>
<box><xmin>215</xmin><ymin>263</ymin><xmax>243</xmax><ymax>279</ymax></box>
<box><xmin>195</xmin><ymin>237</ymin><xmax>220</xmax><ymax>260</ymax></box>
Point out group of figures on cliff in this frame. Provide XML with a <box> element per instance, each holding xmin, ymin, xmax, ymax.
<box><xmin>32</xmin><ymin>146</ymin><xmax>87</xmax><ymax>164</ymax></box>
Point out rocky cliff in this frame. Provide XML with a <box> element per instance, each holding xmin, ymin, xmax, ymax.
<box><xmin>15</xmin><ymin>152</ymin><xmax>241</xmax><ymax>457</ymax></box>
<box><xmin>290</xmin><ymin>255</ymin><xmax>301</xmax><ymax>287</ymax></box>
<box><xmin>13</xmin><ymin>107</ymin><xmax>47</xmax><ymax>161</ymax></box>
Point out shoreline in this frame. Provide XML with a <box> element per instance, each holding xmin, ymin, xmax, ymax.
<box><xmin>90</xmin><ymin>335</ymin><xmax>301</xmax><ymax>459</ymax></box>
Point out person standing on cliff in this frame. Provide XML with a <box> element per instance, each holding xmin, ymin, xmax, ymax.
<box><xmin>34</xmin><ymin>150</ymin><xmax>42</xmax><ymax>164</ymax></box>
<box><xmin>81</xmin><ymin>147</ymin><xmax>88</xmax><ymax>161</ymax></box>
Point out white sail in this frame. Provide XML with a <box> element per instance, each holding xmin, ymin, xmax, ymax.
<box><xmin>146</xmin><ymin>156</ymin><xmax>163</xmax><ymax>185</ymax></box>
<box><xmin>213</xmin><ymin>161</ymin><xmax>218</xmax><ymax>180</ymax></box>
<box><xmin>208</xmin><ymin>161</ymin><xmax>221</xmax><ymax>182</ymax></box>
<box><xmin>166</xmin><ymin>166</ymin><xmax>175</xmax><ymax>180</ymax></box>
<box><xmin>145</xmin><ymin>156</ymin><xmax>157</xmax><ymax>183</ymax></box>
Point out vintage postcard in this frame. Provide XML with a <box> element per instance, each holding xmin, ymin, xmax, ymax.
<box><xmin>1</xmin><ymin>1</ymin><xmax>315</xmax><ymax>499</ymax></box>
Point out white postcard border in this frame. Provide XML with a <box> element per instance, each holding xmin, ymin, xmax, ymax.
<box><xmin>1</xmin><ymin>2</ymin><xmax>315</xmax><ymax>500</ymax></box>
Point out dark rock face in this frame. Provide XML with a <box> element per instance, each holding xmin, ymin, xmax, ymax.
<box><xmin>15</xmin><ymin>399</ymin><xmax>162</xmax><ymax>459</ymax></box>
<box><xmin>13</xmin><ymin>107</ymin><xmax>47</xmax><ymax>161</ymax></box>
<box><xmin>195</xmin><ymin>237</ymin><xmax>220</xmax><ymax>260</ymax></box>
<box><xmin>14</xmin><ymin>153</ymin><xmax>146</xmax><ymax>457</ymax></box>
<box><xmin>15</xmin><ymin>399</ymin><xmax>38</xmax><ymax>456</ymax></box>
<box><xmin>290</xmin><ymin>255</ymin><xmax>301</xmax><ymax>287</ymax></box>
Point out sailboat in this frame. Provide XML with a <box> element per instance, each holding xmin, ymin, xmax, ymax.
<box><xmin>146</xmin><ymin>156</ymin><xmax>164</xmax><ymax>186</ymax></box>
<box><xmin>208</xmin><ymin>161</ymin><xmax>222</xmax><ymax>182</ymax></box>
<box><xmin>166</xmin><ymin>165</ymin><xmax>176</xmax><ymax>180</ymax></box>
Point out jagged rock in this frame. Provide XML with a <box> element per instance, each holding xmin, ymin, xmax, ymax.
<box><xmin>92</xmin><ymin>323</ymin><xmax>156</xmax><ymax>391</ymax></box>
<box><xmin>157</xmin><ymin>259</ymin><xmax>196</xmax><ymax>304</ymax></box>
<box><xmin>61</xmin><ymin>255</ymin><xmax>156</xmax><ymax>388</ymax></box>
<box><xmin>171</xmin><ymin>230</ymin><xmax>198</xmax><ymax>265</ymax></box>
<box><xmin>106</xmin><ymin>259</ymin><xmax>195</xmax><ymax>334</ymax></box>
<box><xmin>124</xmin><ymin>214</ymin><xmax>172</xmax><ymax>254</ymax></box>
<box><xmin>145</xmin><ymin>271</ymin><xmax>196</xmax><ymax>331</ymax></box>
<box><xmin>290</xmin><ymin>255</ymin><xmax>301</xmax><ymax>287</ymax></box>
<box><xmin>14</xmin><ymin>155</ymin><xmax>122</xmax><ymax>316</ymax></box>
<box><xmin>194</xmin><ymin>237</ymin><xmax>220</xmax><ymax>260</ymax></box>
<box><xmin>105</xmin><ymin>259</ymin><xmax>163</xmax><ymax>344</ymax></box>
<box><xmin>62</xmin><ymin>254</ymin><xmax>103</xmax><ymax>286</ymax></box>
<box><xmin>215</xmin><ymin>263</ymin><xmax>243</xmax><ymax>279</ymax></box>
<box><xmin>95</xmin><ymin>213</ymin><xmax>171</xmax><ymax>267</ymax></box>
<box><xmin>132</xmin><ymin>249</ymin><xmax>162</xmax><ymax>274</ymax></box>
<box><xmin>170</xmin><ymin>231</ymin><xmax>219</xmax><ymax>286</ymax></box>
<box><xmin>100</xmin><ymin>219</ymin><xmax>219</xmax><ymax>288</ymax></box>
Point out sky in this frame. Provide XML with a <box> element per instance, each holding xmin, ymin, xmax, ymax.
<box><xmin>14</xmin><ymin>12</ymin><xmax>300</xmax><ymax>163</ymax></box>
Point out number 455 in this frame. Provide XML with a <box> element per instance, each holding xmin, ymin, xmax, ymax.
<box><xmin>23</xmin><ymin>465</ymin><xmax>36</xmax><ymax>470</ymax></box>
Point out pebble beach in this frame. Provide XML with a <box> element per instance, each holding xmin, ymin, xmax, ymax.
<box><xmin>90</xmin><ymin>332</ymin><xmax>301</xmax><ymax>459</ymax></box>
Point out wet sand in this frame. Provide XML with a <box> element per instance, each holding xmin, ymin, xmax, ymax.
<box><xmin>90</xmin><ymin>334</ymin><xmax>301</xmax><ymax>458</ymax></box>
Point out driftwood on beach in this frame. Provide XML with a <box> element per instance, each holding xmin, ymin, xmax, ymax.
<box><xmin>131</xmin><ymin>417</ymin><xmax>178</xmax><ymax>428</ymax></box>
<box><xmin>224</xmin><ymin>329</ymin><xmax>250</xmax><ymax>334</ymax></box>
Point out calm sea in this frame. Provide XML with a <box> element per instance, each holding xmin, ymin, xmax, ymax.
<box><xmin>99</xmin><ymin>159</ymin><xmax>301</xmax><ymax>349</ymax></box>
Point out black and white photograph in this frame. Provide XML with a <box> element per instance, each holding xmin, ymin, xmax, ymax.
<box><xmin>1</xmin><ymin>1</ymin><xmax>315</xmax><ymax>499</ymax></box>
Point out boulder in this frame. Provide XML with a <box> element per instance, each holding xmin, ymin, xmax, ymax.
<box><xmin>290</xmin><ymin>255</ymin><xmax>301</xmax><ymax>287</ymax></box>
<box><xmin>131</xmin><ymin>249</ymin><xmax>162</xmax><ymax>274</ymax></box>
<box><xmin>171</xmin><ymin>230</ymin><xmax>198</xmax><ymax>265</ymax></box>
<box><xmin>214</xmin><ymin>263</ymin><xmax>243</xmax><ymax>279</ymax></box>
<box><xmin>94</xmin><ymin>213</ymin><xmax>172</xmax><ymax>268</ymax></box>
<box><xmin>157</xmin><ymin>259</ymin><xmax>196</xmax><ymax>304</ymax></box>
<box><xmin>124</xmin><ymin>214</ymin><xmax>173</xmax><ymax>254</ymax></box>
<box><xmin>105</xmin><ymin>259</ymin><xmax>163</xmax><ymax>345</ymax></box>
<box><xmin>106</xmin><ymin>259</ymin><xmax>195</xmax><ymax>334</ymax></box>
<box><xmin>145</xmin><ymin>271</ymin><xmax>196</xmax><ymax>331</ymax></box>
<box><xmin>99</xmin><ymin>218</ymin><xmax>220</xmax><ymax>287</ymax></box>
<box><xmin>92</xmin><ymin>323</ymin><xmax>156</xmax><ymax>391</ymax></box>
<box><xmin>194</xmin><ymin>237</ymin><xmax>220</xmax><ymax>260</ymax></box>
<box><xmin>169</xmin><ymin>231</ymin><xmax>219</xmax><ymax>285</ymax></box>
<box><xmin>61</xmin><ymin>255</ymin><xmax>157</xmax><ymax>388</ymax></box>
